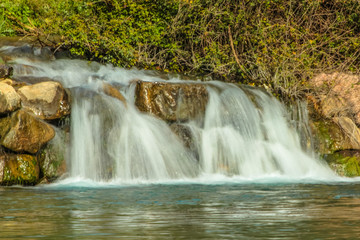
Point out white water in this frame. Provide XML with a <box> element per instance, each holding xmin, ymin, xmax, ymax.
<box><xmin>1</xmin><ymin>46</ymin><xmax>337</xmax><ymax>183</ymax></box>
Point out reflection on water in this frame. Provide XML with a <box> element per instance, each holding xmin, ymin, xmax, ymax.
<box><xmin>1</xmin><ymin>182</ymin><xmax>360</xmax><ymax>239</ymax></box>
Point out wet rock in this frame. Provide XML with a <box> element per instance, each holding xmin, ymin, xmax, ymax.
<box><xmin>38</xmin><ymin>130</ymin><xmax>68</xmax><ymax>182</ymax></box>
<box><xmin>135</xmin><ymin>81</ymin><xmax>208</xmax><ymax>122</ymax></box>
<box><xmin>310</xmin><ymin>120</ymin><xmax>354</xmax><ymax>155</ymax></box>
<box><xmin>170</xmin><ymin>123</ymin><xmax>199</xmax><ymax>159</ymax></box>
<box><xmin>170</xmin><ymin>123</ymin><xmax>193</xmax><ymax>148</ymax></box>
<box><xmin>0</xmin><ymin>65</ymin><xmax>13</xmax><ymax>78</ymax></box>
<box><xmin>0</xmin><ymin>110</ymin><xmax>55</xmax><ymax>154</ymax></box>
<box><xmin>323</xmin><ymin>150</ymin><xmax>360</xmax><ymax>177</ymax></box>
<box><xmin>102</xmin><ymin>82</ymin><xmax>127</xmax><ymax>106</ymax></box>
<box><xmin>0</xmin><ymin>82</ymin><xmax>21</xmax><ymax>114</ymax></box>
<box><xmin>0</xmin><ymin>154</ymin><xmax>39</xmax><ymax>185</ymax></box>
<box><xmin>17</xmin><ymin>81</ymin><xmax>71</xmax><ymax>120</ymax></box>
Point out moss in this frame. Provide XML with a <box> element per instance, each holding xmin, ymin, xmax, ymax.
<box><xmin>312</xmin><ymin>120</ymin><xmax>353</xmax><ymax>155</ymax></box>
<box><xmin>1</xmin><ymin>154</ymin><xmax>39</xmax><ymax>185</ymax></box>
<box><xmin>339</xmin><ymin>157</ymin><xmax>360</xmax><ymax>177</ymax></box>
<box><xmin>324</xmin><ymin>151</ymin><xmax>360</xmax><ymax>177</ymax></box>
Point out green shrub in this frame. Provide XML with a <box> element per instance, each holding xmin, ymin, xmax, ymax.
<box><xmin>2</xmin><ymin>0</ymin><xmax>360</xmax><ymax>99</ymax></box>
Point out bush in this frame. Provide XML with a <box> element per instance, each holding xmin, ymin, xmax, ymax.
<box><xmin>2</xmin><ymin>0</ymin><xmax>360</xmax><ymax>99</ymax></box>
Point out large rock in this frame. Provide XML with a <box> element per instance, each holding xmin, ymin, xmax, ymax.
<box><xmin>310</xmin><ymin>119</ymin><xmax>357</xmax><ymax>155</ymax></box>
<box><xmin>17</xmin><ymin>81</ymin><xmax>71</xmax><ymax>120</ymax></box>
<box><xmin>170</xmin><ymin>123</ymin><xmax>199</xmax><ymax>159</ymax></box>
<box><xmin>102</xmin><ymin>82</ymin><xmax>127</xmax><ymax>106</ymax></box>
<box><xmin>308</xmin><ymin>73</ymin><xmax>360</xmax><ymax>124</ymax></box>
<box><xmin>38</xmin><ymin>130</ymin><xmax>68</xmax><ymax>182</ymax></box>
<box><xmin>0</xmin><ymin>154</ymin><xmax>39</xmax><ymax>185</ymax></box>
<box><xmin>0</xmin><ymin>82</ymin><xmax>21</xmax><ymax>114</ymax></box>
<box><xmin>323</xmin><ymin>150</ymin><xmax>360</xmax><ymax>177</ymax></box>
<box><xmin>135</xmin><ymin>81</ymin><xmax>208</xmax><ymax>122</ymax></box>
<box><xmin>0</xmin><ymin>110</ymin><xmax>55</xmax><ymax>154</ymax></box>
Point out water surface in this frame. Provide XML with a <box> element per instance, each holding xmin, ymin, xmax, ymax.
<box><xmin>1</xmin><ymin>180</ymin><xmax>360</xmax><ymax>239</ymax></box>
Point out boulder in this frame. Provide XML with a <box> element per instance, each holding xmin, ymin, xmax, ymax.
<box><xmin>0</xmin><ymin>65</ymin><xmax>13</xmax><ymax>78</ymax></box>
<box><xmin>308</xmin><ymin>73</ymin><xmax>360</xmax><ymax>125</ymax></box>
<box><xmin>17</xmin><ymin>81</ymin><xmax>71</xmax><ymax>120</ymax></box>
<box><xmin>170</xmin><ymin>123</ymin><xmax>199</xmax><ymax>159</ymax></box>
<box><xmin>135</xmin><ymin>81</ymin><xmax>208</xmax><ymax>122</ymax></box>
<box><xmin>310</xmin><ymin>120</ymin><xmax>355</xmax><ymax>155</ymax></box>
<box><xmin>333</xmin><ymin>117</ymin><xmax>360</xmax><ymax>149</ymax></box>
<box><xmin>0</xmin><ymin>110</ymin><xmax>55</xmax><ymax>154</ymax></box>
<box><xmin>0</xmin><ymin>82</ymin><xmax>21</xmax><ymax>114</ymax></box>
<box><xmin>0</xmin><ymin>154</ymin><xmax>39</xmax><ymax>185</ymax></box>
<box><xmin>102</xmin><ymin>82</ymin><xmax>127</xmax><ymax>106</ymax></box>
<box><xmin>323</xmin><ymin>150</ymin><xmax>360</xmax><ymax>177</ymax></box>
<box><xmin>38</xmin><ymin>130</ymin><xmax>68</xmax><ymax>182</ymax></box>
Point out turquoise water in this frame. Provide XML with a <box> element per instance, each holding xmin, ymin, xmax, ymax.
<box><xmin>1</xmin><ymin>180</ymin><xmax>360</xmax><ymax>239</ymax></box>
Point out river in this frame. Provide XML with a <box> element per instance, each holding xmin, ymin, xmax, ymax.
<box><xmin>1</xmin><ymin>180</ymin><xmax>360</xmax><ymax>239</ymax></box>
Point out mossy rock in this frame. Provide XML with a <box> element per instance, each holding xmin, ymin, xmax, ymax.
<box><xmin>38</xmin><ymin>130</ymin><xmax>68</xmax><ymax>182</ymax></box>
<box><xmin>310</xmin><ymin>120</ymin><xmax>353</xmax><ymax>155</ymax></box>
<box><xmin>0</xmin><ymin>154</ymin><xmax>39</xmax><ymax>185</ymax></box>
<box><xmin>323</xmin><ymin>150</ymin><xmax>360</xmax><ymax>177</ymax></box>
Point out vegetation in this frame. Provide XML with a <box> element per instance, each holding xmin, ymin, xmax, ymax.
<box><xmin>1</xmin><ymin>0</ymin><xmax>360</xmax><ymax>98</ymax></box>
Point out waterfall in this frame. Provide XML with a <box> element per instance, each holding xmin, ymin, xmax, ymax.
<box><xmin>2</xmin><ymin>46</ymin><xmax>336</xmax><ymax>182</ymax></box>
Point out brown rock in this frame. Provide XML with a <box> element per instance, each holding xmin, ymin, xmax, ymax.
<box><xmin>0</xmin><ymin>78</ymin><xmax>27</xmax><ymax>89</ymax></box>
<box><xmin>17</xmin><ymin>81</ymin><xmax>71</xmax><ymax>120</ymax></box>
<box><xmin>0</xmin><ymin>110</ymin><xmax>55</xmax><ymax>154</ymax></box>
<box><xmin>309</xmin><ymin>73</ymin><xmax>360</xmax><ymax>125</ymax></box>
<box><xmin>102</xmin><ymin>82</ymin><xmax>127</xmax><ymax>107</ymax></box>
<box><xmin>333</xmin><ymin>117</ymin><xmax>360</xmax><ymax>149</ymax></box>
<box><xmin>0</xmin><ymin>154</ymin><xmax>39</xmax><ymax>185</ymax></box>
<box><xmin>0</xmin><ymin>82</ymin><xmax>21</xmax><ymax>114</ymax></box>
<box><xmin>135</xmin><ymin>81</ymin><xmax>208</xmax><ymax>122</ymax></box>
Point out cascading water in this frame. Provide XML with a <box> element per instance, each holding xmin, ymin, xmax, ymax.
<box><xmin>1</xmin><ymin>45</ymin><xmax>336</xmax><ymax>183</ymax></box>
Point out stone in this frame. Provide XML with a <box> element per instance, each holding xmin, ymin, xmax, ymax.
<box><xmin>170</xmin><ymin>123</ymin><xmax>199</xmax><ymax>159</ymax></box>
<box><xmin>333</xmin><ymin>117</ymin><xmax>360</xmax><ymax>149</ymax></box>
<box><xmin>309</xmin><ymin>73</ymin><xmax>360</xmax><ymax>125</ymax></box>
<box><xmin>0</xmin><ymin>154</ymin><xmax>39</xmax><ymax>185</ymax></box>
<box><xmin>135</xmin><ymin>81</ymin><xmax>208</xmax><ymax>122</ymax></box>
<box><xmin>38</xmin><ymin>130</ymin><xmax>68</xmax><ymax>182</ymax></box>
<box><xmin>0</xmin><ymin>78</ymin><xmax>27</xmax><ymax>89</ymax></box>
<box><xmin>102</xmin><ymin>82</ymin><xmax>127</xmax><ymax>106</ymax></box>
<box><xmin>0</xmin><ymin>65</ymin><xmax>13</xmax><ymax>78</ymax></box>
<box><xmin>323</xmin><ymin>150</ymin><xmax>360</xmax><ymax>177</ymax></box>
<box><xmin>0</xmin><ymin>82</ymin><xmax>21</xmax><ymax>114</ymax></box>
<box><xmin>0</xmin><ymin>110</ymin><xmax>55</xmax><ymax>154</ymax></box>
<box><xmin>310</xmin><ymin>120</ymin><xmax>354</xmax><ymax>155</ymax></box>
<box><xmin>17</xmin><ymin>81</ymin><xmax>71</xmax><ymax>120</ymax></box>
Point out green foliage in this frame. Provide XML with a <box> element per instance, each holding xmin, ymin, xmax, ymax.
<box><xmin>338</xmin><ymin>157</ymin><xmax>360</xmax><ymax>177</ymax></box>
<box><xmin>2</xmin><ymin>0</ymin><xmax>360</xmax><ymax>98</ymax></box>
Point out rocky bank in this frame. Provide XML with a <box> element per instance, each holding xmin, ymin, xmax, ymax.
<box><xmin>0</xmin><ymin>64</ymin><xmax>71</xmax><ymax>185</ymax></box>
<box><xmin>1</xmin><ymin>60</ymin><xmax>360</xmax><ymax>185</ymax></box>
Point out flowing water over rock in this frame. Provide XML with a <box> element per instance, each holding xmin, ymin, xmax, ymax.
<box><xmin>2</xmin><ymin>44</ymin><xmax>360</xmax><ymax>240</ymax></box>
<box><xmin>0</xmin><ymin>45</ymin><xmax>336</xmax><ymax>183</ymax></box>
